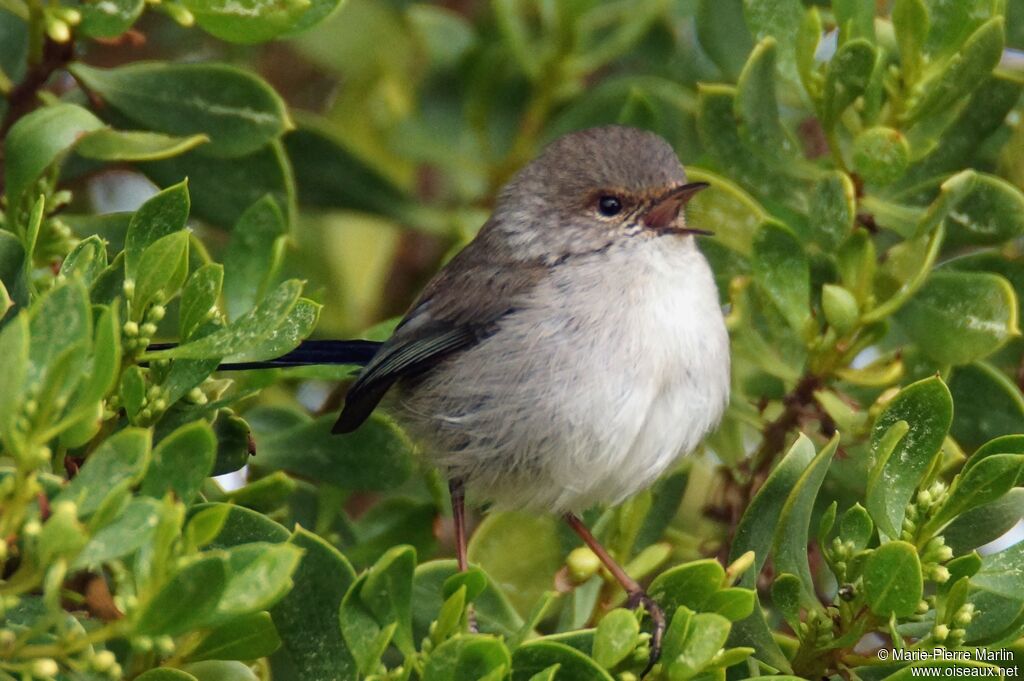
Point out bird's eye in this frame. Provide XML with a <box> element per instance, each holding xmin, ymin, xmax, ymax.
<box><xmin>597</xmin><ymin>195</ymin><xmax>623</xmax><ymax>217</ymax></box>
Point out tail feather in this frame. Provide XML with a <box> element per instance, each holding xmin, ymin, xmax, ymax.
<box><xmin>145</xmin><ymin>339</ymin><xmax>382</xmax><ymax>370</ymax></box>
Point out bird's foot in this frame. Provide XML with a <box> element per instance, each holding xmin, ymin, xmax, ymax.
<box><xmin>626</xmin><ymin>590</ymin><xmax>665</xmax><ymax>679</ymax></box>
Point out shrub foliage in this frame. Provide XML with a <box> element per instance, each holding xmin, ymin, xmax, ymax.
<box><xmin>0</xmin><ymin>0</ymin><xmax>1023</xmax><ymax>680</ymax></box>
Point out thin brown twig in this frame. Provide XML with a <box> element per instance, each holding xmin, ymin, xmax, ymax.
<box><xmin>0</xmin><ymin>37</ymin><xmax>75</xmax><ymax>150</ymax></box>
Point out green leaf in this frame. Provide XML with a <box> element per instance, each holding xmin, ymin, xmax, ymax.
<box><xmin>809</xmin><ymin>172</ymin><xmax>856</xmax><ymax>250</ymax></box>
<box><xmin>3</xmin><ymin>103</ymin><xmax>104</xmax><ymax>214</ymax></box>
<box><xmin>134</xmin><ymin>230</ymin><xmax>190</xmax><ymax>312</ymax></box>
<box><xmin>863</xmin><ymin>541</ymin><xmax>923</xmax><ymax>618</ymax></box>
<box><xmin>752</xmin><ymin>221</ymin><xmax>810</xmax><ymax>332</ymax></box>
<box><xmin>212</xmin><ymin>410</ymin><xmax>253</xmax><ymax>475</ymax></box>
<box><xmin>770</xmin><ymin>574</ymin><xmax>802</xmax><ymax>629</ymax></box>
<box><xmin>180</xmin><ymin>264</ymin><xmax>224</xmax><ymax>341</ymax></box>
<box><xmin>224</xmin><ymin>195</ymin><xmax>287</xmax><ymax>320</ymax></box>
<box><xmin>684</xmin><ymin>168</ymin><xmax>767</xmax><ymax>256</ymax></box>
<box><xmin>141</xmin><ymin>421</ymin><xmax>216</xmax><ymax>504</ymax></box>
<box><xmin>943</xmin><ymin>488</ymin><xmax>1024</xmax><ymax>555</ymax></box>
<box><xmin>71</xmin><ymin>62</ymin><xmax>291</xmax><ymax>158</ymax></box>
<box><xmin>0</xmin><ymin>315</ymin><xmax>28</xmax><ymax>449</ymax></box>
<box><xmin>735</xmin><ymin>38</ymin><xmax>798</xmax><ymax>161</ymax></box>
<box><xmin>695</xmin><ymin>0</ymin><xmax>753</xmax><ymax>81</ymax></box>
<box><xmin>592</xmin><ymin>609</ymin><xmax>639</xmax><ymax>669</ymax></box>
<box><xmin>898</xmin><ymin>271</ymin><xmax>1018</xmax><ymax>365</ymax></box>
<box><xmin>931</xmin><ymin>454</ymin><xmax>1024</xmax><ymax>531</ymax></box>
<box><xmin>269</xmin><ymin>527</ymin><xmax>358</xmax><ymax>681</ymax></box>
<box><xmin>772</xmin><ymin>434</ymin><xmax>839</xmax><ymax>609</ymax></box>
<box><xmin>742</xmin><ymin>0</ymin><xmax>802</xmax><ymax>80</ymax></box>
<box><xmin>181</xmin><ymin>661</ymin><xmax>259</xmax><ymax>681</ymax></box>
<box><xmin>893</xmin><ymin>0</ymin><xmax>928</xmax><ymax>84</ymax></box>
<box><xmin>74</xmin><ymin>0</ymin><xmax>144</xmax><ymax>38</ymax></box>
<box><xmin>696</xmin><ymin>85</ymin><xmax>795</xmax><ymax>206</ymax></box>
<box><xmin>703</xmin><ymin>587</ymin><xmax>755</xmax><ymax>622</ymax></box>
<box><xmin>73</xmin><ymin>497</ymin><xmax>161</xmax><ymax>570</ymax></box>
<box><xmin>125</xmin><ymin>180</ymin><xmax>191</xmax><ymax>279</ymax></box>
<box><xmin>866</xmin><ymin>377</ymin><xmax>953</xmax><ymax>537</ymax></box>
<box><xmin>412</xmin><ymin>561</ymin><xmax>524</xmax><ymax>643</ymax></box>
<box><xmin>467</xmin><ymin>512</ymin><xmax>563</xmax><ymax>617</ymax></box>
<box><xmin>190</xmin><ymin>611</ymin><xmax>281</xmax><ymax>662</ymax></box>
<box><xmin>283</xmin><ymin>122</ymin><xmax>409</xmax><ymax>219</ymax></box>
<box><xmin>666</xmin><ymin>612</ymin><xmax>731</xmax><ymax>679</ymax></box>
<box><xmin>27</xmin><ymin>278</ymin><xmax>91</xmax><ymax>385</ymax></box>
<box><xmin>180</xmin><ymin>0</ymin><xmax>311</xmax><ymax>44</ymax></box>
<box><xmin>949</xmin><ymin>362</ymin><xmax>1024</xmax><ymax>450</ymax></box>
<box><xmin>731</xmin><ymin>434</ymin><xmax>816</xmax><ymax>584</ymax></box>
<box><xmin>647</xmin><ymin>560</ymin><xmax>725</xmax><ymax>618</ymax></box>
<box><xmin>511</xmin><ymin>640</ymin><xmax>614</xmax><ymax>681</ymax></box>
<box><xmin>144</xmin><ymin>141</ymin><xmax>294</xmax><ymax>229</ymax></box>
<box><xmin>144</xmin><ymin>279</ymin><xmax>303</xmax><ymax>361</ymax></box>
<box><xmin>76</xmin><ymin>129</ymin><xmax>209</xmax><ymax>161</ymax></box>
<box><xmin>822</xmin><ymin>39</ymin><xmax>876</xmax><ymax>128</ymax></box>
<box><xmin>57</xmin><ymin>428</ymin><xmax>151</xmax><ymax>516</ymax></box>
<box><xmin>251</xmin><ymin>411</ymin><xmax>412</xmax><ymax>491</ymax></box>
<box><xmin>967</xmin><ymin>540</ymin><xmax>1024</xmax><ymax>643</ymax></box>
<box><xmin>944</xmin><ymin>174</ymin><xmax>1024</xmax><ymax>247</ymax></box>
<box><xmin>839</xmin><ymin>503</ymin><xmax>874</xmax><ymax>551</ymax></box>
<box><xmin>443</xmin><ymin>567</ymin><xmax>488</xmax><ymax>602</ymax></box>
<box><xmin>217</xmin><ymin>542</ymin><xmax>303</xmax><ymax>618</ymax></box>
<box><xmin>904</xmin><ymin>18</ymin><xmax>1005</xmax><ymax>125</ymax></box>
<box><xmin>853</xmin><ymin>127</ymin><xmax>910</xmax><ymax>185</ymax></box>
<box><xmin>135</xmin><ymin>554</ymin><xmax>228</xmax><ymax>636</ymax></box>
<box><xmin>423</xmin><ymin>634</ymin><xmax>512</xmax><ymax>681</ymax></box>
<box><xmin>60</xmin><ymin>235</ymin><xmax>108</xmax><ymax>286</ymax></box>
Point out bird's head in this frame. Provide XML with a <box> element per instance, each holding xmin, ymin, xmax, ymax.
<box><xmin>491</xmin><ymin>126</ymin><xmax>710</xmax><ymax>260</ymax></box>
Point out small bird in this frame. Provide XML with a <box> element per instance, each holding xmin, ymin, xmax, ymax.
<box><xmin>333</xmin><ymin>125</ymin><xmax>731</xmax><ymax>669</ymax></box>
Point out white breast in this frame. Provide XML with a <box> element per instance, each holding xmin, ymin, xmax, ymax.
<box><xmin>395</xmin><ymin>237</ymin><xmax>730</xmax><ymax>513</ymax></box>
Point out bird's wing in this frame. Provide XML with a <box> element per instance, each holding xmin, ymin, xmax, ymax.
<box><xmin>332</xmin><ymin>244</ymin><xmax>545</xmax><ymax>433</ymax></box>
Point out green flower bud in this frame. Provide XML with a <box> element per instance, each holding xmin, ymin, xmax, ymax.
<box><xmin>32</xmin><ymin>658</ymin><xmax>59</xmax><ymax>678</ymax></box>
<box><xmin>148</xmin><ymin>305</ymin><xmax>166</xmax><ymax>322</ymax></box>
<box><xmin>123</xmin><ymin>279</ymin><xmax>135</xmax><ymax>298</ymax></box>
<box><xmin>92</xmin><ymin>650</ymin><xmax>116</xmax><ymax>672</ymax></box>
<box><xmin>822</xmin><ymin>284</ymin><xmax>860</xmax><ymax>334</ymax></box>
<box><xmin>567</xmin><ymin>546</ymin><xmax>601</xmax><ymax>583</ymax></box>
<box><xmin>852</xmin><ymin>126</ymin><xmax>910</xmax><ymax>185</ymax></box>
<box><xmin>141</xmin><ymin>322</ymin><xmax>158</xmax><ymax>337</ymax></box>
<box><xmin>932</xmin><ymin>624</ymin><xmax>950</xmax><ymax>642</ymax></box>
<box><xmin>931</xmin><ymin>566</ymin><xmax>950</xmax><ymax>583</ymax></box>
<box><xmin>123</xmin><ymin>321</ymin><xmax>139</xmax><ymax>337</ymax></box>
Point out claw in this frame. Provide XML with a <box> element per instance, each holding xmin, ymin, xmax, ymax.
<box><xmin>627</xmin><ymin>590</ymin><xmax>665</xmax><ymax>678</ymax></box>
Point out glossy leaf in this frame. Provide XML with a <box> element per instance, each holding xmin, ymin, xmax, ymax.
<box><xmin>181</xmin><ymin>0</ymin><xmax>311</xmax><ymax>44</ymax></box>
<box><xmin>863</xmin><ymin>541</ymin><xmax>923</xmax><ymax>618</ymax></box>
<box><xmin>4</xmin><ymin>103</ymin><xmax>103</xmax><ymax>213</ymax></box>
<box><xmin>135</xmin><ymin>554</ymin><xmax>228</xmax><ymax>636</ymax></box>
<box><xmin>125</xmin><ymin>180</ymin><xmax>191</xmax><ymax>279</ymax></box>
<box><xmin>898</xmin><ymin>271</ymin><xmax>1018</xmax><ymax>366</ymax></box>
<box><xmin>141</xmin><ymin>422</ymin><xmax>216</xmax><ymax>505</ymax></box>
<box><xmin>190</xmin><ymin>611</ymin><xmax>281</xmax><ymax>662</ymax></box>
<box><xmin>949</xmin><ymin>362</ymin><xmax>1024</xmax><ymax>451</ymax></box>
<box><xmin>76</xmin><ymin>129</ymin><xmax>209</xmax><ymax>161</ymax></box>
<box><xmin>752</xmin><ymin>221</ymin><xmax>810</xmax><ymax>332</ymax></box>
<box><xmin>57</xmin><ymin>428</ymin><xmax>151</xmax><ymax>516</ymax></box>
<box><xmin>71</xmin><ymin>62</ymin><xmax>291</xmax><ymax>158</ymax></box>
<box><xmin>223</xmin><ymin>195</ymin><xmax>287</xmax><ymax>320</ymax></box>
<box><xmin>866</xmin><ymin>378</ymin><xmax>953</xmax><ymax>537</ymax></box>
<box><xmin>269</xmin><ymin>527</ymin><xmax>358</xmax><ymax>680</ymax></box>
<box><xmin>772</xmin><ymin>434</ymin><xmax>839</xmax><ymax>608</ymax></box>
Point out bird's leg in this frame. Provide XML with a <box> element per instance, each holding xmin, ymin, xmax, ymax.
<box><xmin>448</xmin><ymin>478</ymin><xmax>478</xmax><ymax>633</ymax></box>
<box><xmin>564</xmin><ymin>513</ymin><xmax>665</xmax><ymax>676</ymax></box>
<box><xmin>449</xmin><ymin>478</ymin><xmax>469</xmax><ymax>572</ymax></box>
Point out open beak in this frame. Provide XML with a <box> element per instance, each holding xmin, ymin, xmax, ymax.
<box><xmin>642</xmin><ymin>181</ymin><xmax>712</xmax><ymax>235</ymax></box>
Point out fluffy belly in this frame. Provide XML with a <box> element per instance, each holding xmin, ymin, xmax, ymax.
<box><xmin>394</xmin><ymin>240</ymin><xmax>730</xmax><ymax>513</ymax></box>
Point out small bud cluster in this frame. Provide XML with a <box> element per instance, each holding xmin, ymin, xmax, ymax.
<box><xmin>42</xmin><ymin>6</ymin><xmax>80</xmax><ymax>43</ymax></box>
<box><xmin>828</xmin><ymin>536</ymin><xmax>858</xmax><ymax>581</ymax></box>
<box><xmin>797</xmin><ymin>608</ymin><xmax>835</xmax><ymax>649</ymax></box>
<box><xmin>920</xmin><ymin>535</ymin><xmax>953</xmax><ymax>584</ymax></box>
<box><xmin>122</xmin><ymin>287</ymin><xmax>167</xmax><ymax>356</ymax></box>
<box><xmin>136</xmin><ymin>384</ymin><xmax>169</xmax><ymax>426</ymax></box>
<box><xmin>901</xmin><ymin>481</ymin><xmax>949</xmax><ymax>542</ymax></box>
